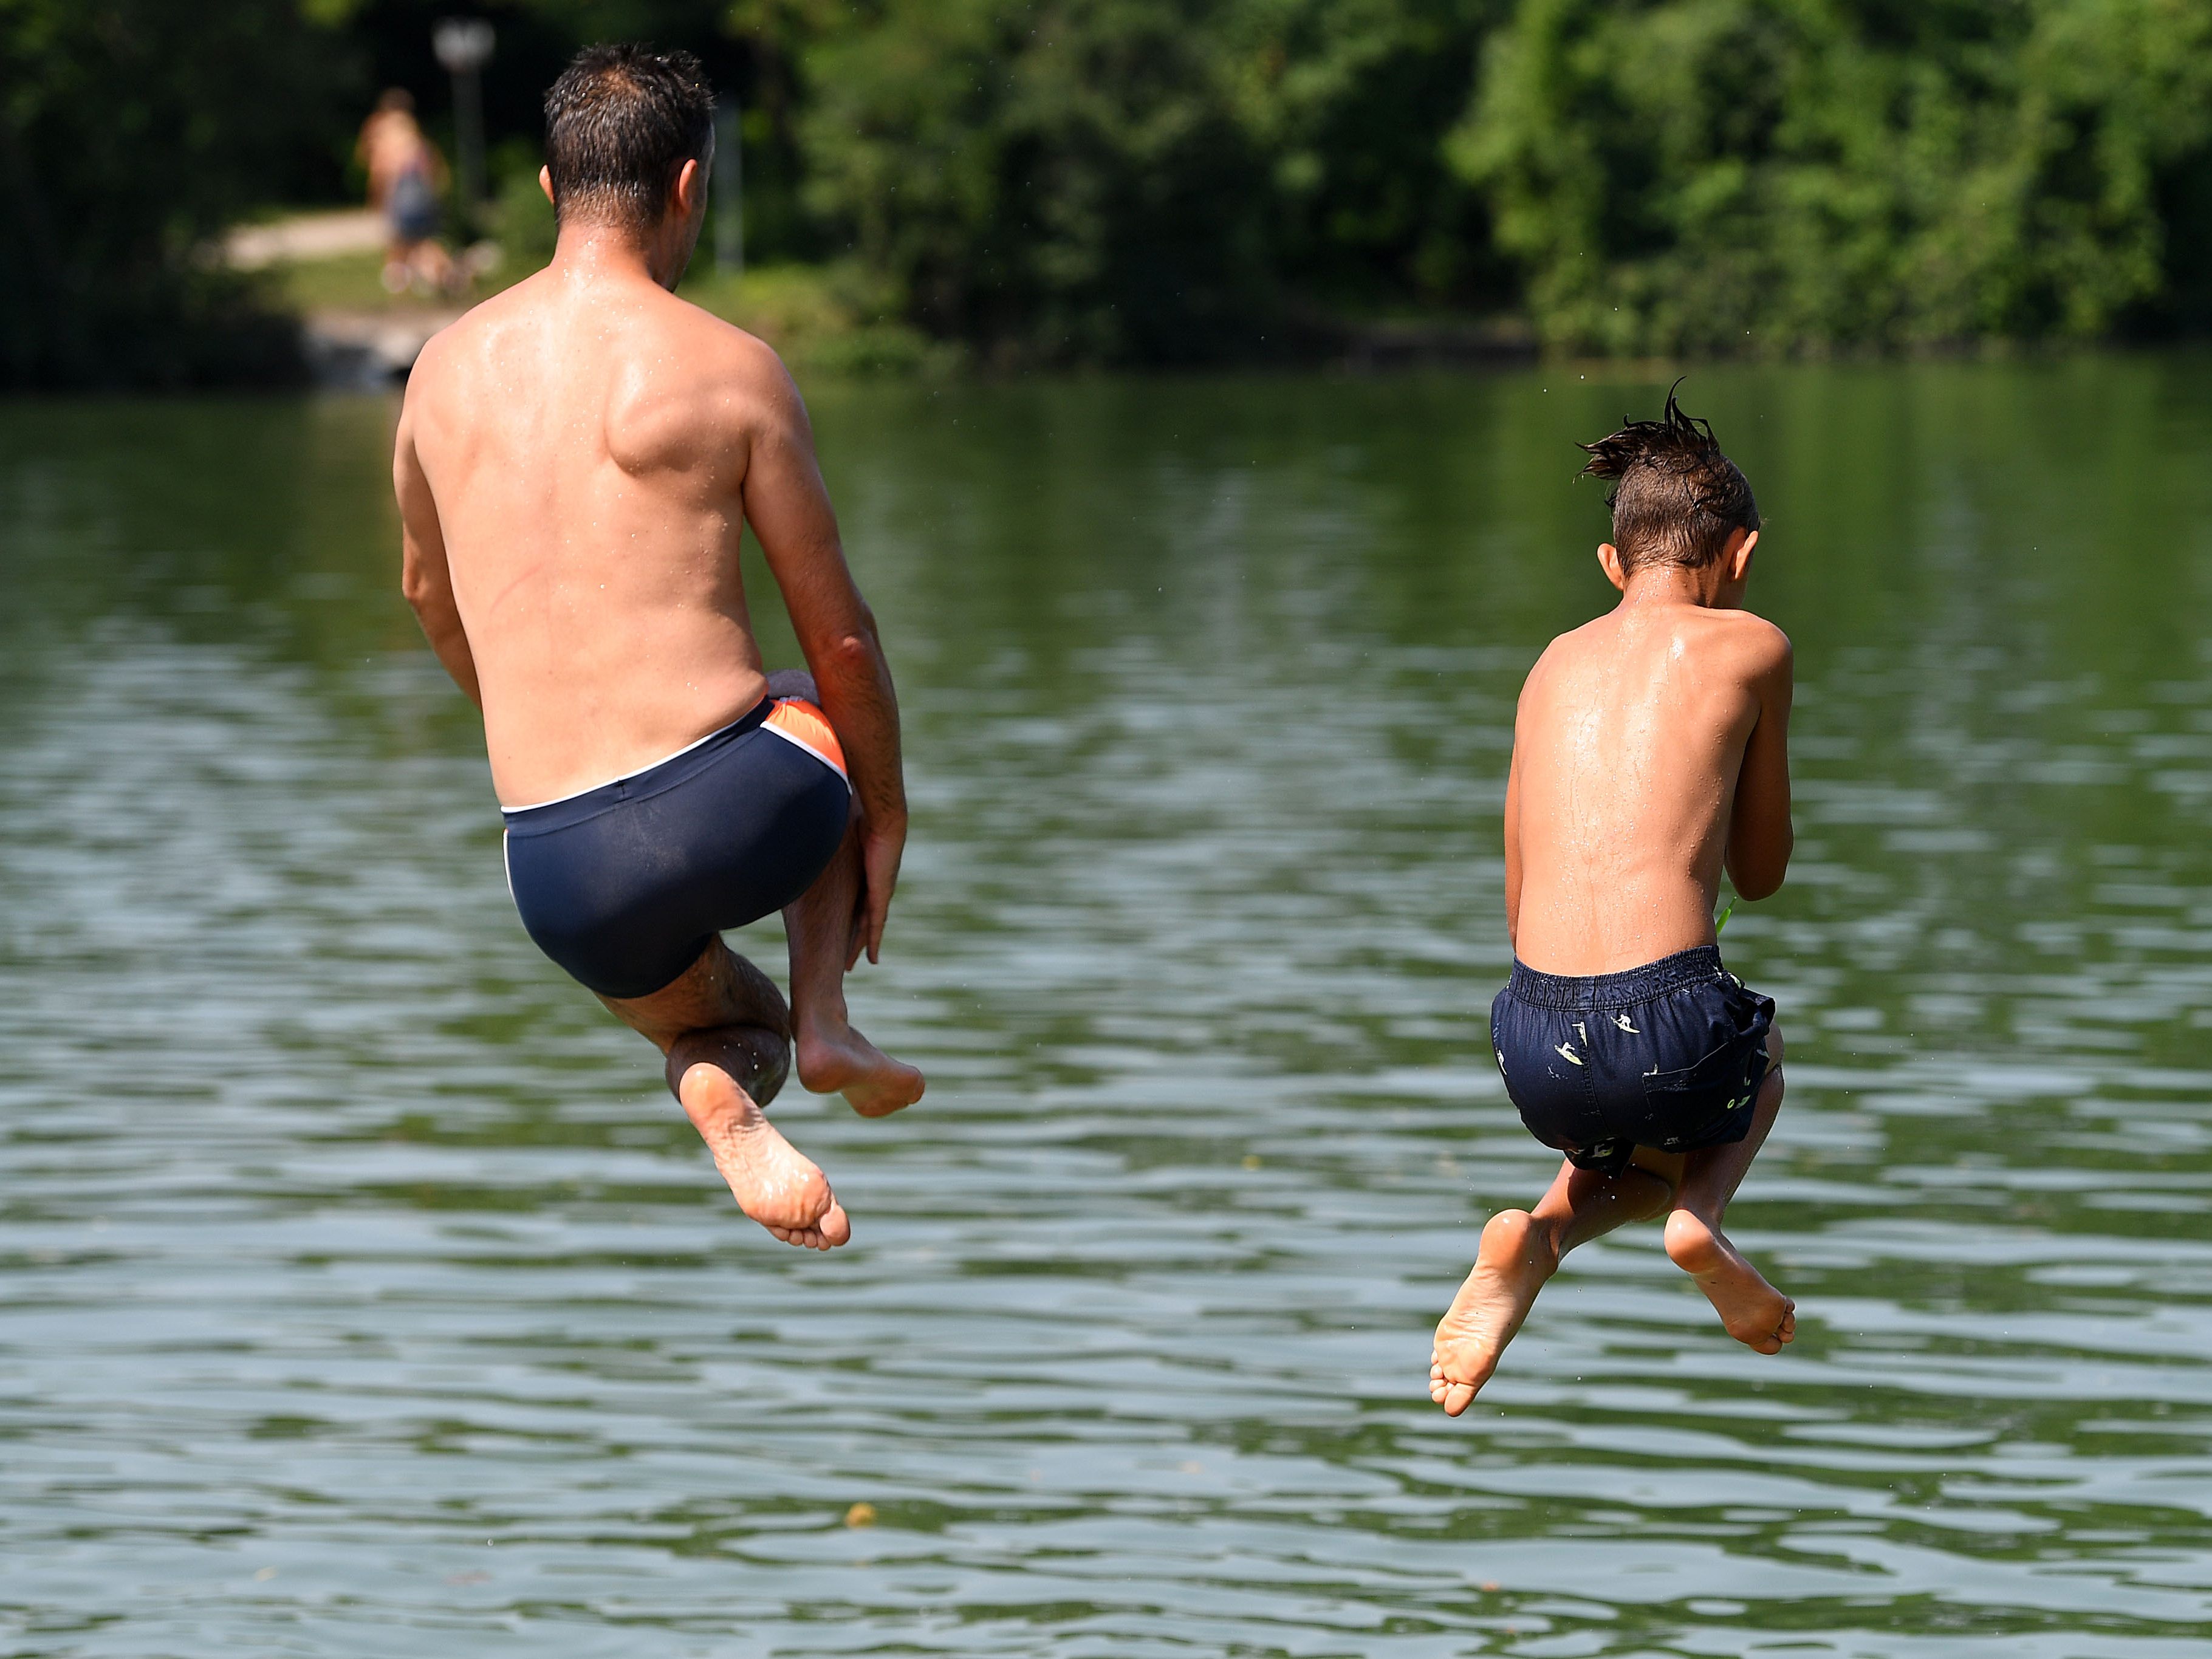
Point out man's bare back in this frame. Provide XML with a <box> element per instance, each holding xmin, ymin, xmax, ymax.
<box><xmin>394</xmin><ymin>46</ymin><xmax>922</xmax><ymax>1251</ymax></box>
<box><xmin>1432</xmin><ymin>394</ymin><xmax>1796</xmax><ymax>1414</ymax></box>
<box><xmin>402</xmin><ymin>245</ymin><xmax>795</xmax><ymax>807</ymax></box>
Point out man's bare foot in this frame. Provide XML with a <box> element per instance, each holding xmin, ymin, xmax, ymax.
<box><xmin>1430</xmin><ymin>1209</ymin><xmax>1559</xmax><ymax>1417</ymax></box>
<box><xmin>796</xmin><ymin>1024</ymin><xmax>926</xmax><ymax>1118</ymax></box>
<box><xmin>1663</xmin><ymin>1209</ymin><xmax>1795</xmax><ymax>1352</ymax></box>
<box><xmin>677</xmin><ymin>1062</ymin><xmax>851</xmax><ymax>1250</ymax></box>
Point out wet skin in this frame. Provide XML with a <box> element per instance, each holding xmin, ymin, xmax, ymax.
<box><xmin>1433</xmin><ymin>532</ymin><xmax>1796</xmax><ymax>1409</ymax></box>
<box><xmin>394</xmin><ymin>153</ymin><xmax>923</xmax><ymax>1248</ymax></box>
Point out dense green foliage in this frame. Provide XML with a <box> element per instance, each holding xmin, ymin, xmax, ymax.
<box><xmin>799</xmin><ymin>1</ymin><xmax>1496</xmax><ymax>362</ymax></box>
<box><xmin>1454</xmin><ymin>0</ymin><xmax>2212</xmax><ymax>354</ymax></box>
<box><xmin>0</xmin><ymin>0</ymin><xmax>352</xmax><ymax>385</ymax></box>
<box><xmin>8</xmin><ymin>0</ymin><xmax>2212</xmax><ymax>381</ymax></box>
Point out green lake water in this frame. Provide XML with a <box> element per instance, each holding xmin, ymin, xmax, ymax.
<box><xmin>4</xmin><ymin>361</ymin><xmax>2211</xmax><ymax>1656</ymax></box>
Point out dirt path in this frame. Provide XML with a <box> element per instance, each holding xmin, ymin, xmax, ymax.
<box><xmin>225</xmin><ymin>210</ymin><xmax>386</xmax><ymax>270</ymax></box>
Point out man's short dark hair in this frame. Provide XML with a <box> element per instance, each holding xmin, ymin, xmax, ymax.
<box><xmin>543</xmin><ymin>44</ymin><xmax>714</xmax><ymax>231</ymax></box>
<box><xmin>1578</xmin><ymin>384</ymin><xmax>1760</xmax><ymax>572</ymax></box>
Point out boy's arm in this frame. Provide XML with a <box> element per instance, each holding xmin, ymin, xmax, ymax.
<box><xmin>739</xmin><ymin>351</ymin><xmax>906</xmax><ymax>966</ymax></box>
<box><xmin>394</xmin><ymin>393</ymin><xmax>482</xmax><ymax>710</ymax></box>
<box><xmin>1725</xmin><ymin>629</ymin><xmax>1793</xmax><ymax>901</ymax></box>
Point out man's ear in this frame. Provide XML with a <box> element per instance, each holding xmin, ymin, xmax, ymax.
<box><xmin>673</xmin><ymin>157</ymin><xmax>704</xmax><ymax>219</ymax></box>
<box><xmin>1728</xmin><ymin>527</ymin><xmax>1759</xmax><ymax>584</ymax></box>
<box><xmin>1597</xmin><ymin>542</ymin><xmax>1628</xmax><ymax>593</ymax></box>
<box><xmin>538</xmin><ymin>165</ymin><xmax>555</xmax><ymax>207</ymax></box>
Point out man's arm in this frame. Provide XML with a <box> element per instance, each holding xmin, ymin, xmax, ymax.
<box><xmin>394</xmin><ymin>394</ymin><xmax>482</xmax><ymax>710</ymax></box>
<box><xmin>1725</xmin><ymin>628</ymin><xmax>1793</xmax><ymax>901</ymax></box>
<box><xmin>1502</xmin><ymin>736</ymin><xmax>1524</xmax><ymax>951</ymax></box>
<box><xmin>740</xmin><ymin>355</ymin><xmax>906</xmax><ymax>966</ymax></box>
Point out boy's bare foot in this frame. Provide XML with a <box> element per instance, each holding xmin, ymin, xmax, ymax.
<box><xmin>677</xmin><ymin>1062</ymin><xmax>851</xmax><ymax>1250</ymax></box>
<box><xmin>1430</xmin><ymin>1209</ymin><xmax>1559</xmax><ymax>1416</ymax></box>
<box><xmin>796</xmin><ymin>1024</ymin><xmax>926</xmax><ymax>1118</ymax></box>
<box><xmin>1663</xmin><ymin>1209</ymin><xmax>1794</xmax><ymax>1352</ymax></box>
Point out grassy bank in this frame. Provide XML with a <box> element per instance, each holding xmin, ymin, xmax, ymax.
<box><xmin>256</xmin><ymin>230</ymin><xmax>956</xmax><ymax>381</ymax></box>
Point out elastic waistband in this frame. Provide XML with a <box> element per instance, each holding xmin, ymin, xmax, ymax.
<box><xmin>502</xmin><ymin>696</ymin><xmax>774</xmax><ymax>835</ymax></box>
<box><xmin>1507</xmin><ymin>944</ymin><xmax>1728</xmax><ymax>1011</ymax></box>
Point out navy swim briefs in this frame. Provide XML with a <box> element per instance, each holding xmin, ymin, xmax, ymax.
<box><xmin>501</xmin><ymin>696</ymin><xmax>851</xmax><ymax>1000</ymax></box>
<box><xmin>1490</xmin><ymin>944</ymin><xmax>1774</xmax><ymax>1176</ymax></box>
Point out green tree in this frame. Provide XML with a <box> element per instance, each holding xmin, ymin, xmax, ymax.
<box><xmin>1220</xmin><ymin>0</ymin><xmax>1501</xmax><ymax>309</ymax></box>
<box><xmin>0</xmin><ymin>0</ymin><xmax>359</xmax><ymax>385</ymax></box>
<box><xmin>799</xmin><ymin>0</ymin><xmax>1496</xmax><ymax>364</ymax></box>
<box><xmin>1449</xmin><ymin>0</ymin><xmax>2212</xmax><ymax>354</ymax></box>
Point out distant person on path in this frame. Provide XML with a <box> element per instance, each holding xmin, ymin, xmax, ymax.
<box><xmin>392</xmin><ymin>44</ymin><xmax>923</xmax><ymax>1250</ymax></box>
<box><xmin>1431</xmin><ymin>391</ymin><xmax>1795</xmax><ymax>1413</ymax></box>
<box><xmin>356</xmin><ymin>89</ymin><xmax>453</xmax><ymax>293</ymax></box>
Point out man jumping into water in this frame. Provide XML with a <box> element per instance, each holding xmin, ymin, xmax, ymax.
<box><xmin>394</xmin><ymin>44</ymin><xmax>923</xmax><ymax>1250</ymax></box>
<box><xmin>1431</xmin><ymin>389</ymin><xmax>1795</xmax><ymax>1412</ymax></box>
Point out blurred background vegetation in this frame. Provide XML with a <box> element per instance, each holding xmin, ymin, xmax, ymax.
<box><xmin>6</xmin><ymin>0</ymin><xmax>2212</xmax><ymax>385</ymax></box>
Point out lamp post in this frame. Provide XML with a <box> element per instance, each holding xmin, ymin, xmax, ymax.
<box><xmin>713</xmin><ymin>97</ymin><xmax>742</xmax><ymax>280</ymax></box>
<box><xmin>433</xmin><ymin>18</ymin><xmax>495</xmax><ymax>233</ymax></box>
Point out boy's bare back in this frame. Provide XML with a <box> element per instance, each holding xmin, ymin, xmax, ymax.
<box><xmin>1508</xmin><ymin>592</ymin><xmax>1792</xmax><ymax>975</ymax></box>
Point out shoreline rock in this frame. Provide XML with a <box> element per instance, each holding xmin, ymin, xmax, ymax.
<box><xmin>301</xmin><ymin>306</ymin><xmax>465</xmax><ymax>389</ymax></box>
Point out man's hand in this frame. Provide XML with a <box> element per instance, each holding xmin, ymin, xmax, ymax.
<box><xmin>848</xmin><ymin>809</ymin><xmax>906</xmax><ymax>970</ymax></box>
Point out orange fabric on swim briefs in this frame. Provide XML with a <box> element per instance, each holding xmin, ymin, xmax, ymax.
<box><xmin>763</xmin><ymin>697</ymin><xmax>848</xmax><ymax>781</ymax></box>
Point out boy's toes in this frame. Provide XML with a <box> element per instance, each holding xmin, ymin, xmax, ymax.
<box><xmin>1747</xmin><ymin>1302</ymin><xmax>1796</xmax><ymax>1354</ymax></box>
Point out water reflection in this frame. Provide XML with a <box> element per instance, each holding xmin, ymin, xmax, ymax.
<box><xmin>2</xmin><ymin>363</ymin><xmax>2210</xmax><ymax>1655</ymax></box>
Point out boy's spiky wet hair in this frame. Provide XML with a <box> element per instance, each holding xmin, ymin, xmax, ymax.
<box><xmin>1578</xmin><ymin>382</ymin><xmax>1759</xmax><ymax>572</ymax></box>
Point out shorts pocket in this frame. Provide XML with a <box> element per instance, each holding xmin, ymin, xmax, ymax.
<box><xmin>1640</xmin><ymin>1039</ymin><xmax>1760</xmax><ymax>1151</ymax></box>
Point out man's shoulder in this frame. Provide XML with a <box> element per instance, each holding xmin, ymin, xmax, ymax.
<box><xmin>413</xmin><ymin>276</ymin><xmax>792</xmax><ymax>406</ymax></box>
<box><xmin>406</xmin><ymin>278</ymin><xmax>532</xmax><ymax>388</ymax></box>
<box><xmin>651</xmin><ymin>286</ymin><xmax>790</xmax><ymax>379</ymax></box>
<box><xmin>598</xmin><ymin>290</ymin><xmax>797</xmax><ymax>432</ymax></box>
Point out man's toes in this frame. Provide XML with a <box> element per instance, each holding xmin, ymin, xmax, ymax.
<box><xmin>1442</xmin><ymin>1382</ymin><xmax>1476</xmax><ymax>1417</ymax></box>
<box><xmin>762</xmin><ymin>1214</ymin><xmax>846</xmax><ymax>1251</ymax></box>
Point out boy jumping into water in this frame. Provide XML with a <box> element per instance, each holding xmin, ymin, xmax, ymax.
<box><xmin>394</xmin><ymin>46</ymin><xmax>923</xmax><ymax>1251</ymax></box>
<box><xmin>1431</xmin><ymin>390</ymin><xmax>1795</xmax><ymax>1414</ymax></box>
